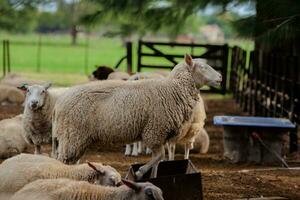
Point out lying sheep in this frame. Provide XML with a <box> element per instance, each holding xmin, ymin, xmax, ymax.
<box><xmin>0</xmin><ymin>84</ymin><xmax>25</xmax><ymax>104</ymax></box>
<box><xmin>128</xmin><ymin>72</ymin><xmax>165</xmax><ymax>81</ymax></box>
<box><xmin>52</xmin><ymin>54</ymin><xmax>222</xmax><ymax>180</ymax></box>
<box><xmin>167</xmin><ymin>94</ymin><xmax>208</xmax><ymax>160</ymax></box>
<box><xmin>175</xmin><ymin>128</ymin><xmax>210</xmax><ymax>154</ymax></box>
<box><xmin>0</xmin><ymin>153</ymin><xmax>122</xmax><ymax>195</ymax></box>
<box><xmin>0</xmin><ymin>115</ymin><xmax>28</xmax><ymax>158</ymax></box>
<box><xmin>21</xmin><ymin>83</ymin><xmax>68</xmax><ymax>154</ymax></box>
<box><xmin>89</xmin><ymin>66</ymin><xmax>114</xmax><ymax>80</ymax></box>
<box><xmin>107</xmin><ymin>71</ymin><xmax>130</xmax><ymax>80</ymax></box>
<box><xmin>11</xmin><ymin>178</ymin><xmax>163</xmax><ymax>200</ymax></box>
<box><xmin>0</xmin><ymin>73</ymin><xmax>42</xmax><ymax>87</ymax></box>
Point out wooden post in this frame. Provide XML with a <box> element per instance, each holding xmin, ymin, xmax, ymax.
<box><xmin>137</xmin><ymin>40</ymin><xmax>142</xmax><ymax>72</ymax></box>
<box><xmin>37</xmin><ymin>35</ymin><xmax>42</xmax><ymax>73</ymax></box>
<box><xmin>3</xmin><ymin>40</ymin><xmax>6</xmax><ymax>77</ymax></box>
<box><xmin>7</xmin><ymin>40</ymin><xmax>10</xmax><ymax>73</ymax></box>
<box><xmin>126</xmin><ymin>42</ymin><xmax>132</xmax><ymax>73</ymax></box>
<box><xmin>221</xmin><ymin>44</ymin><xmax>229</xmax><ymax>94</ymax></box>
<box><xmin>84</xmin><ymin>33</ymin><xmax>89</xmax><ymax>75</ymax></box>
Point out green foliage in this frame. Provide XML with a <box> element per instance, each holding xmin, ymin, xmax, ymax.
<box><xmin>0</xmin><ymin>0</ymin><xmax>39</xmax><ymax>33</ymax></box>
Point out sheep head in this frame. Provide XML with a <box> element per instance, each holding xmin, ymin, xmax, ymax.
<box><xmin>87</xmin><ymin>162</ymin><xmax>122</xmax><ymax>187</ymax></box>
<box><xmin>20</xmin><ymin>83</ymin><xmax>52</xmax><ymax>111</ymax></box>
<box><xmin>185</xmin><ymin>54</ymin><xmax>222</xmax><ymax>88</ymax></box>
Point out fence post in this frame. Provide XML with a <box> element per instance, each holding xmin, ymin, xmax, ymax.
<box><xmin>84</xmin><ymin>33</ymin><xmax>90</xmax><ymax>75</ymax></box>
<box><xmin>222</xmin><ymin>44</ymin><xmax>229</xmax><ymax>94</ymax></box>
<box><xmin>3</xmin><ymin>40</ymin><xmax>6</xmax><ymax>77</ymax></box>
<box><xmin>2</xmin><ymin>40</ymin><xmax>10</xmax><ymax>77</ymax></box>
<box><xmin>126</xmin><ymin>42</ymin><xmax>132</xmax><ymax>73</ymax></box>
<box><xmin>7</xmin><ymin>40</ymin><xmax>10</xmax><ymax>73</ymax></box>
<box><xmin>137</xmin><ymin>40</ymin><xmax>142</xmax><ymax>72</ymax></box>
<box><xmin>37</xmin><ymin>35</ymin><xmax>42</xmax><ymax>73</ymax></box>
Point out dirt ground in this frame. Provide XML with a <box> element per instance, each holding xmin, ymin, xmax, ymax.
<box><xmin>1</xmin><ymin>97</ymin><xmax>300</xmax><ymax>200</ymax></box>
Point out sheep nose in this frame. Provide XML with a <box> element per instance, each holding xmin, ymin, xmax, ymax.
<box><xmin>31</xmin><ymin>101</ymin><xmax>38</xmax><ymax>108</ymax></box>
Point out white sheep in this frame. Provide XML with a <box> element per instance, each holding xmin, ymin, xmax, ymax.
<box><xmin>11</xmin><ymin>178</ymin><xmax>164</xmax><ymax>200</ymax></box>
<box><xmin>0</xmin><ymin>114</ymin><xmax>29</xmax><ymax>158</ymax></box>
<box><xmin>128</xmin><ymin>72</ymin><xmax>165</xmax><ymax>81</ymax></box>
<box><xmin>21</xmin><ymin>83</ymin><xmax>68</xmax><ymax>154</ymax></box>
<box><xmin>167</xmin><ymin>94</ymin><xmax>208</xmax><ymax>160</ymax></box>
<box><xmin>0</xmin><ymin>153</ymin><xmax>122</xmax><ymax>195</ymax></box>
<box><xmin>125</xmin><ymin>72</ymin><xmax>167</xmax><ymax>157</ymax></box>
<box><xmin>0</xmin><ymin>84</ymin><xmax>25</xmax><ymax>105</ymax></box>
<box><xmin>175</xmin><ymin>128</ymin><xmax>210</xmax><ymax>155</ymax></box>
<box><xmin>52</xmin><ymin>54</ymin><xmax>222</xmax><ymax>180</ymax></box>
<box><xmin>107</xmin><ymin>71</ymin><xmax>130</xmax><ymax>80</ymax></box>
<box><xmin>0</xmin><ymin>73</ymin><xmax>42</xmax><ymax>87</ymax></box>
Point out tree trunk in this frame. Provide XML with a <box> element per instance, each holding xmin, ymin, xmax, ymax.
<box><xmin>71</xmin><ymin>24</ymin><xmax>77</xmax><ymax>45</ymax></box>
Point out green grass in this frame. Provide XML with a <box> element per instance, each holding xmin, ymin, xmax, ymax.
<box><xmin>1</xmin><ymin>33</ymin><xmax>128</xmax><ymax>75</ymax></box>
<box><xmin>0</xmin><ymin>33</ymin><xmax>254</xmax><ymax>86</ymax></box>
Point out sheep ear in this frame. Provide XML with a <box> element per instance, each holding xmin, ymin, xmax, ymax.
<box><xmin>44</xmin><ymin>82</ymin><xmax>52</xmax><ymax>90</ymax></box>
<box><xmin>122</xmin><ymin>179</ymin><xmax>141</xmax><ymax>192</ymax></box>
<box><xmin>87</xmin><ymin>162</ymin><xmax>105</xmax><ymax>174</ymax></box>
<box><xmin>17</xmin><ymin>83</ymin><xmax>28</xmax><ymax>91</ymax></box>
<box><xmin>184</xmin><ymin>54</ymin><xmax>193</xmax><ymax>67</ymax></box>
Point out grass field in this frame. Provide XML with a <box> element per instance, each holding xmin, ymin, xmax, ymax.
<box><xmin>1</xmin><ymin>33</ymin><xmax>254</xmax><ymax>85</ymax></box>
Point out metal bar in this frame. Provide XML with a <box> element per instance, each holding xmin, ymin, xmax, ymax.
<box><xmin>139</xmin><ymin>64</ymin><xmax>173</xmax><ymax>69</ymax></box>
<box><xmin>114</xmin><ymin>56</ymin><xmax>127</xmax><ymax>69</ymax></box>
<box><xmin>140</xmin><ymin>40</ymin><xmax>224</xmax><ymax>48</ymax></box>
<box><xmin>252</xmin><ymin>132</ymin><xmax>289</xmax><ymax>168</ymax></box>
<box><xmin>144</xmin><ymin>43</ymin><xmax>177</xmax><ymax>65</ymax></box>
<box><xmin>140</xmin><ymin>53</ymin><xmax>223</xmax><ymax>60</ymax></box>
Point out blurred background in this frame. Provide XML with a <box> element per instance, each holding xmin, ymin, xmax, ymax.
<box><xmin>1</xmin><ymin>0</ymin><xmax>258</xmax><ymax>85</ymax></box>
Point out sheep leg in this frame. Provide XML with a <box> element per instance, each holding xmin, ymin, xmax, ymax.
<box><xmin>184</xmin><ymin>142</ymin><xmax>193</xmax><ymax>159</ymax></box>
<box><xmin>131</xmin><ymin>142</ymin><xmax>139</xmax><ymax>156</ymax></box>
<box><xmin>137</xmin><ymin>141</ymin><xmax>143</xmax><ymax>155</ymax></box>
<box><xmin>135</xmin><ymin>145</ymin><xmax>164</xmax><ymax>180</ymax></box>
<box><xmin>184</xmin><ymin>145</ymin><xmax>190</xmax><ymax>159</ymax></box>
<box><xmin>145</xmin><ymin>147</ymin><xmax>152</xmax><ymax>155</ymax></box>
<box><xmin>151</xmin><ymin>146</ymin><xmax>165</xmax><ymax>178</ymax></box>
<box><xmin>124</xmin><ymin>144</ymin><xmax>132</xmax><ymax>156</ymax></box>
<box><xmin>167</xmin><ymin>142</ymin><xmax>176</xmax><ymax>160</ymax></box>
<box><xmin>34</xmin><ymin>145</ymin><xmax>41</xmax><ymax>154</ymax></box>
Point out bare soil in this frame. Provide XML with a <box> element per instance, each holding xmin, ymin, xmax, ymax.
<box><xmin>1</xmin><ymin>97</ymin><xmax>300</xmax><ymax>200</ymax></box>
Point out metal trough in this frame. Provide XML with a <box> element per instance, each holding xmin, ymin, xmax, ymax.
<box><xmin>126</xmin><ymin>159</ymin><xmax>203</xmax><ymax>200</ymax></box>
<box><xmin>214</xmin><ymin>116</ymin><xmax>296</xmax><ymax>164</ymax></box>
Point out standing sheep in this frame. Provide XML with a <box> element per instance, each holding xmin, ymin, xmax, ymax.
<box><xmin>11</xmin><ymin>178</ymin><xmax>164</xmax><ymax>200</ymax></box>
<box><xmin>21</xmin><ymin>83</ymin><xmax>68</xmax><ymax>154</ymax></box>
<box><xmin>0</xmin><ymin>114</ymin><xmax>29</xmax><ymax>158</ymax></box>
<box><xmin>52</xmin><ymin>54</ymin><xmax>222</xmax><ymax>179</ymax></box>
<box><xmin>0</xmin><ymin>153</ymin><xmax>122</xmax><ymax>195</ymax></box>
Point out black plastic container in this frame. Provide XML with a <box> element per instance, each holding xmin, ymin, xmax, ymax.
<box><xmin>126</xmin><ymin>159</ymin><xmax>203</xmax><ymax>200</ymax></box>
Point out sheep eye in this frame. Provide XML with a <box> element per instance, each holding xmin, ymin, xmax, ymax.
<box><xmin>41</xmin><ymin>90</ymin><xmax>45</xmax><ymax>94</ymax></box>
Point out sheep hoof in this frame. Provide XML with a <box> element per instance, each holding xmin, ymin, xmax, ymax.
<box><xmin>131</xmin><ymin>152</ymin><xmax>138</xmax><ymax>157</ymax></box>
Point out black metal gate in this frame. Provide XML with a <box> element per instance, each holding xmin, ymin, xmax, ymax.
<box><xmin>137</xmin><ymin>40</ymin><xmax>229</xmax><ymax>94</ymax></box>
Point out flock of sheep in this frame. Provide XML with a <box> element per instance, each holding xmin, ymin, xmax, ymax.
<box><xmin>0</xmin><ymin>54</ymin><xmax>222</xmax><ymax>200</ymax></box>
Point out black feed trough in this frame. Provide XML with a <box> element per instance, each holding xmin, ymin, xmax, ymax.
<box><xmin>214</xmin><ymin>116</ymin><xmax>296</xmax><ymax>164</ymax></box>
<box><xmin>126</xmin><ymin>159</ymin><xmax>203</xmax><ymax>200</ymax></box>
